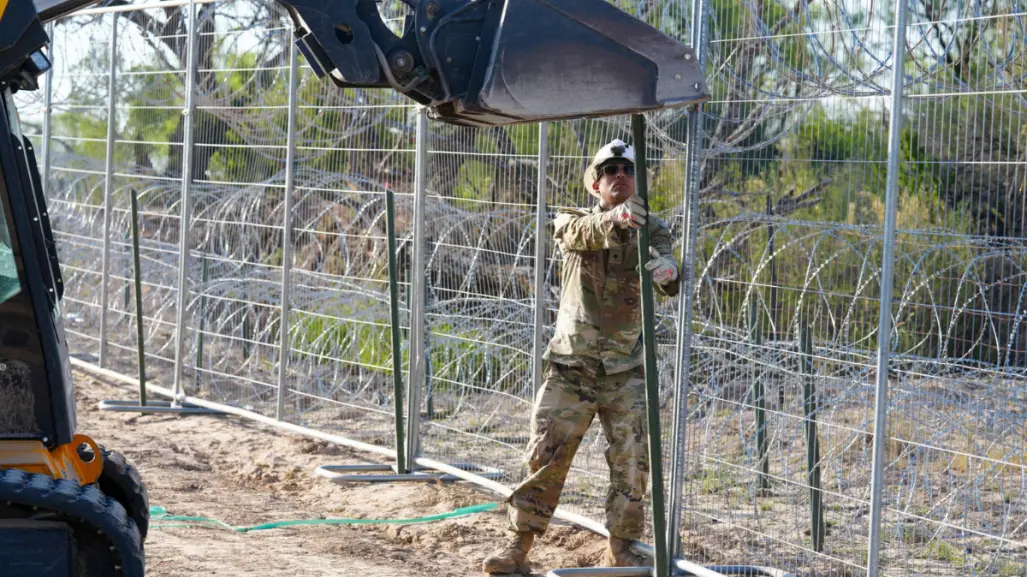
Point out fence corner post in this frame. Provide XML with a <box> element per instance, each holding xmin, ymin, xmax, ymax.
<box><xmin>98</xmin><ymin>11</ymin><xmax>119</xmax><ymax>368</ymax></box>
<box><xmin>866</xmin><ymin>0</ymin><xmax>911</xmax><ymax>574</ymax></box>
<box><xmin>667</xmin><ymin>0</ymin><xmax>709</xmax><ymax>559</ymax></box>
<box><xmin>531</xmin><ymin>121</ymin><xmax>549</xmax><ymax>400</ymax></box>
<box><xmin>276</xmin><ymin>30</ymin><xmax>299</xmax><ymax>421</ymax></box>
<box><xmin>172</xmin><ymin>0</ymin><xmax>199</xmax><ymax>400</ymax></box>
<box><xmin>406</xmin><ymin>105</ymin><xmax>429</xmax><ymax>467</ymax></box>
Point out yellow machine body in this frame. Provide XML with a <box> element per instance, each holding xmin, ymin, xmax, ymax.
<box><xmin>0</xmin><ymin>434</ymin><xmax>104</xmax><ymax>485</ymax></box>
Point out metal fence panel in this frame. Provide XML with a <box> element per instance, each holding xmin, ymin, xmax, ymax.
<box><xmin>102</xmin><ymin>6</ymin><xmax>190</xmax><ymax>384</ymax></box>
<box><xmin>38</xmin><ymin>14</ymin><xmax>118</xmax><ymax>360</ymax></box>
<box><xmin>274</xmin><ymin>4</ymin><xmax>416</xmax><ymax>450</ymax></box>
<box><xmin>13</xmin><ymin>1</ymin><xmax>1026</xmax><ymax>576</ymax></box>
<box><xmin>882</xmin><ymin>2</ymin><xmax>1027</xmax><ymax>575</ymax></box>
<box><xmin>679</xmin><ymin>1</ymin><xmax>897</xmax><ymax>574</ymax></box>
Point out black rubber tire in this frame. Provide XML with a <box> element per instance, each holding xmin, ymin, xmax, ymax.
<box><xmin>75</xmin><ymin>520</ymin><xmax>120</xmax><ymax>577</ymax></box>
<box><xmin>0</xmin><ymin>468</ymin><xmax>145</xmax><ymax>577</ymax></box>
<box><xmin>97</xmin><ymin>447</ymin><xmax>150</xmax><ymax>541</ymax></box>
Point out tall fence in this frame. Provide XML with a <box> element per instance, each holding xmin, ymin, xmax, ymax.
<box><xmin>13</xmin><ymin>0</ymin><xmax>1026</xmax><ymax>576</ymax></box>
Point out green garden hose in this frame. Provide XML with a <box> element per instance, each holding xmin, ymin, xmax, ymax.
<box><xmin>148</xmin><ymin>502</ymin><xmax>499</xmax><ymax>533</ymax></box>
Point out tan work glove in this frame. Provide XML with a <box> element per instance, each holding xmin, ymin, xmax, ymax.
<box><xmin>645</xmin><ymin>247</ymin><xmax>678</xmax><ymax>285</ymax></box>
<box><xmin>607</xmin><ymin>195</ymin><xmax>647</xmax><ymax>229</ymax></box>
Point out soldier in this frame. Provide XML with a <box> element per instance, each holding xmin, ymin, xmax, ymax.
<box><xmin>483</xmin><ymin>139</ymin><xmax>680</xmax><ymax>574</ymax></box>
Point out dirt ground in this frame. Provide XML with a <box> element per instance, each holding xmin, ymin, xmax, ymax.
<box><xmin>73</xmin><ymin>370</ymin><xmax>612</xmax><ymax>577</ymax></box>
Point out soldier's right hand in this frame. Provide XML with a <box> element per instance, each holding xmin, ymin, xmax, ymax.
<box><xmin>608</xmin><ymin>195</ymin><xmax>647</xmax><ymax>229</ymax></box>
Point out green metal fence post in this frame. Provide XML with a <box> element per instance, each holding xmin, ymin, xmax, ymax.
<box><xmin>800</xmin><ymin>313</ymin><xmax>825</xmax><ymax>551</ymax></box>
<box><xmin>130</xmin><ymin>189</ymin><xmax>146</xmax><ymax>406</ymax></box>
<box><xmin>631</xmin><ymin>113</ymin><xmax>669</xmax><ymax>577</ymax></box>
<box><xmin>242</xmin><ymin>308</ymin><xmax>251</xmax><ymax>360</ymax></box>
<box><xmin>386</xmin><ymin>188</ymin><xmax>407</xmax><ymax>475</ymax></box>
<box><xmin>196</xmin><ymin>253</ymin><xmax>208</xmax><ymax>385</ymax></box>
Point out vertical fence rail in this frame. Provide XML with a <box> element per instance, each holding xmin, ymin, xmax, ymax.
<box><xmin>172</xmin><ymin>0</ymin><xmax>198</xmax><ymax>397</ymax></box>
<box><xmin>667</xmin><ymin>0</ymin><xmax>708</xmax><ymax>558</ymax></box>
<box><xmin>97</xmin><ymin>12</ymin><xmax>119</xmax><ymax>368</ymax></box>
<box><xmin>275</xmin><ymin>37</ymin><xmax>299</xmax><ymax>421</ymax></box>
<box><xmin>531</xmin><ymin>122</ymin><xmax>549</xmax><ymax>399</ymax></box>
<box><xmin>866</xmin><ymin>0</ymin><xmax>911</xmax><ymax>574</ymax></box>
<box><xmin>406</xmin><ymin>106</ymin><xmax>428</xmax><ymax>469</ymax></box>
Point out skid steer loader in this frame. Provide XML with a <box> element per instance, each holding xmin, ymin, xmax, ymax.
<box><xmin>1</xmin><ymin>0</ymin><xmax>707</xmax><ymax>575</ymax></box>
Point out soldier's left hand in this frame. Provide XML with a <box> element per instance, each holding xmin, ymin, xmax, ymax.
<box><xmin>645</xmin><ymin>247</ymin><xmax>678</xmax><ymax>285</ymax></box>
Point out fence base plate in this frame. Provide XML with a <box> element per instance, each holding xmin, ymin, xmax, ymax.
<box><xmin>97</xmin><ymin>399</ymin><xmax>223</xmax><ymax>414</ymax></box>
<box><xmin>315</xmin><ymin>462</ymin><xmax>504</xmax><ymax>485</ymax></box>
<box><xmin>545</xmin><ymin>562</ymin><xmax>797</xmax><ymax>577</ymax></box>
<box><xmin>546</xmin><ymin>568</ymin><xmax>654</xmax><ymax>577</ymax></box>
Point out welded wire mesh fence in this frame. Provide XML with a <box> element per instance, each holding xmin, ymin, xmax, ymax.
<box><xmin>12</xmin><ymin>0</ymin><xmax>1026</xmax><ymax>575</ymax></box>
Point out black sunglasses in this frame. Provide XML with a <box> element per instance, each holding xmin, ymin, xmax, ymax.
<box><xmin>600</xmin><ymin>163</ymin><xmax>635</xmax><ymax>177</ymax></box>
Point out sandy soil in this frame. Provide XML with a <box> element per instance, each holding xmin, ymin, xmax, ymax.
<box><xmin>73</xmin><ymin>370</ymin><xmax>612</xmax><ymax>577</ymax></box>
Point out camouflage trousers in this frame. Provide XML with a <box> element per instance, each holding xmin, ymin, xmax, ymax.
<box><xmin>507</xmin><ymin>360</ymin><xmax>649</xmax><ymax>540</ymax></box>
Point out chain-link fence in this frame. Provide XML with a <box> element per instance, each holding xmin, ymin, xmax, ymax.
<box><xmin>13</xmin><ymin>0</ymin><xmax>1026</xmax><ymax>575</ymax></box>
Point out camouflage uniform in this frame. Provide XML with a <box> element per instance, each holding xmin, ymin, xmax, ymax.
<box><xmin>507</xmin><ymin>203</ymin><xmax>679</xmax><ymax>540</ymax></box>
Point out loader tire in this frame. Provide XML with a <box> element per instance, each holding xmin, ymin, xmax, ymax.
<box><xmin>0</xmin><ymin>468</ymin><xmax>145</xmax><ymax>577</ymax></box>
<box><xmin>98</xmin><ymin>447</ymin><xmax>150</xmax><ymax>541</ymax></box>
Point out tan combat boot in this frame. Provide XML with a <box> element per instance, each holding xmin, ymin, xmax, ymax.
<box><xmin>482</xmin><ymin>531</ymin><xmax>535</xmax><ymax>574</ymax></box>
<box><xmin>602</xmin><ymin>536</ymin><xmax>647</xmax><ymax>567</ymax></box>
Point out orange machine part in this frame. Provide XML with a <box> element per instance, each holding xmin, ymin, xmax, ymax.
<box><xmin>0</xmin><ymin>434</ymin><xmax>104</xmax><ymax>485</ymax></box>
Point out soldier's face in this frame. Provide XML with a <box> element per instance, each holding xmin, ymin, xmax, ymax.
<box><xmin>595</xmin><ymin>161</ymin><xmax>635</xmax><ymax>208</ymax></box>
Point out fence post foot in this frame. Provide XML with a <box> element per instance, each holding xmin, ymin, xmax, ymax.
<box><xmin>673</xmin><ymin>561</ymin><xmax>797</xmax><ymax>577</ymax></box>
<box><xmin>314</xmin><ymin>462</ymin><xmax>505</xmax><ymax>485</ymax></box>
<box><xmin>546</xmin><ymin>568</ymin><xmax>654</xmax><ymax>577</ymax></box>
<box><xmin>97</xmin><ymin>399</ymin><xmax>223</xmax><ymax>415</ymax></box>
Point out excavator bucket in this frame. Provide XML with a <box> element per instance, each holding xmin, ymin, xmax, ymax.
<box><xmin>31</xmin><ymin>0</ymin><xmax>104</xmax><ymax>23</ymax></box>
<box><xmin>277</xmin><ymin>0</ymin><xmax>711</xmax><ymax>127</ymax></box>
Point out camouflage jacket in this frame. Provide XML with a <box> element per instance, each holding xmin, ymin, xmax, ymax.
<box><xmin>543</xmin><ymin>203</ymin><xmax>680</xmax><ymax>375</ymax></box>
